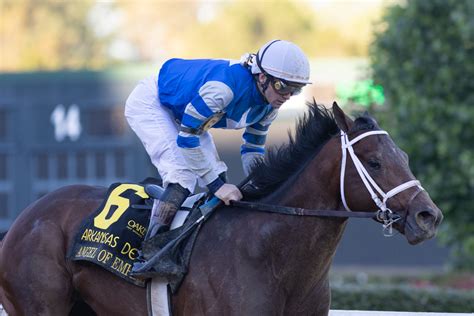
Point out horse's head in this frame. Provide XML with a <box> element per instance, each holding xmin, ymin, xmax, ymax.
<box><xmin>332</xmin><ymin>102</ymin><xmax>443</xmax><ymax>244</ymax></box>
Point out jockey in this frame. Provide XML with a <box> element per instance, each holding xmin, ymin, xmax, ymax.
<box><xmin>125</xmin><ymin>39</ymin><xmax>311</xmax><ymax>243</ymax></box>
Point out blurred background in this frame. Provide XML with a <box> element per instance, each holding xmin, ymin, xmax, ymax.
<box><xmin>0</xmin><ymin>0</ymin><xmax>473</xmax><ymax>312</ymax></box>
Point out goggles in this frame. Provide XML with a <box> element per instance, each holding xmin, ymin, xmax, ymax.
<box><xmin>269</xmin><ymin>76</ymin><xmax>305</xmax><ymax>96</ymax></box>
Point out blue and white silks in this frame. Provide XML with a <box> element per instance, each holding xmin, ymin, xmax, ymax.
<box><xmin>158</xmin><ymin>58</ymin><xmax>278</xmax><ymax>189</ymax></box>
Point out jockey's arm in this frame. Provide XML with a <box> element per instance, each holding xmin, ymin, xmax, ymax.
<box><xmin>177</xmin><ymin>81</ymin><xmax>233</xmax><ymax>194</ymax></box>
<box><xmin>240</xmin><ymin>109</ymin><xmax>278</xmax><ymax>176</ymax></box>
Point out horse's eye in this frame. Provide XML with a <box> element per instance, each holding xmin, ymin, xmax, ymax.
<box><xmin>367</xmin><ymin>159</ymin><xmax>381</xmax><ymax>170</ymax></box>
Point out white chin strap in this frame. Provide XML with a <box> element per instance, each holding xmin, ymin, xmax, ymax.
<box><xmin>340</xmin><ymin>130</ymin><xmax>424</xmax><ymax>235</ymax></box>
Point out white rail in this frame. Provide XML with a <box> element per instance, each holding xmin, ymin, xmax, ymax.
<box><xmin>330</xmin><ymin>311</ymin><xmax>473</xmax><ymax>316</ymax></box>
<box><xmin>0</xmin><ymin>304</ymin><xmax>7</xmax><ymax>316</ymax></box>
<box><xmin>1</xmin><ymin>305</ymin><xmax>472</xmax><ymax>315</ymax></box>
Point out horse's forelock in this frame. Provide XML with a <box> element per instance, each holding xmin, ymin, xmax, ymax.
<box><xmin>353</xmin><ymin>114</ymin><xmax>380</xmax><ymax>132</ymax></box>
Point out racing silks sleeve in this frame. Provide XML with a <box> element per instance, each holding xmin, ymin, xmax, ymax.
<box><xmin>176</xmin><ymin>81</ymin><xmax>234</xmax><ymax>191</ymax></box>
<box><xmin>240</xmin><ymin>109</ymin><xmax>278</xmax><ymax>176</ymax></box>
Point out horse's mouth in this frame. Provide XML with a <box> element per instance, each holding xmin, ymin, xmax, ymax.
<box><xmin>390</xmin><ymin>209</ymin><xmax>439</xmax><ymax>245</ymax></box>
<box><xmin>404</xmin><ymin>217</ymin><xmax>437</xmax><ymax>245</ymax></box>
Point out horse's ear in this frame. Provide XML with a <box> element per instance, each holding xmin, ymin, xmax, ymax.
<box><xmin>332</xmin><ymin>102</ymin><xmax>354</xmax><ymax>132</ymax></box>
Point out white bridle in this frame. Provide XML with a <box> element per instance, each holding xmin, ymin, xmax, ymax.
<box><xmin>340</xmin><ymin>130</ymin><xmax>424</xmax><ymax>235</ymax></box>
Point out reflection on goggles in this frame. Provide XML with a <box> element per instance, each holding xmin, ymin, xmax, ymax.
<box><xmin>270</xmin><ymin>77</ymin><xmax>305</xmax><ymax>95</ymax></box>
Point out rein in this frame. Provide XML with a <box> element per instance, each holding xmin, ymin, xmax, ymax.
<box><xmin>230</xmin><ymin>200</ymin><xmax>376</xmax><ymax>219</ymax></box>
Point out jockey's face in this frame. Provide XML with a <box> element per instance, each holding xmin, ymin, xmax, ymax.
<box><xmin>257</xmin><ymin>73</ymin><xmax>292</xmax><ymax>109</ymax></box>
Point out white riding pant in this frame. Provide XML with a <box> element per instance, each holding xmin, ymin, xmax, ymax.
<box><xmin>124</xmin><ymin>75</ymin><xmax>227</xmax><ymax>193</ymax></box>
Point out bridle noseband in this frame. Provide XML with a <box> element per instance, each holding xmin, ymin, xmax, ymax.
<box><xmin>340</xmin><ymin>130</ymin><xmax>424</xmax><ymax>236</ymax></box>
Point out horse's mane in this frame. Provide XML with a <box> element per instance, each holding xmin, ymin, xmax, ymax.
<box><xmin>246</xmin><ymin>101</ymin><xmax>379</xmax><ymax>199</ymax></box>
<box><xmin>247</xmin><ymin>101</ymin><xmax>339</xmax><ymax>198</ymax></box>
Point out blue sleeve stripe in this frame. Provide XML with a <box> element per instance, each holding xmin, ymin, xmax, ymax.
<box><xmin>181</xmin><ymin>113</ymin><xmax>204</xmax><ymax>129</ymax></box>
<box><xmin>207</xmin><ymin>177</ymin><xmax>225</xmax><ymax>194</ymax></box>
<box><xmin>241</xmin><ymin>146</ymin><xmax>265</xmax><ymax>155</ymax></box>
<box><xmin>250</xmin><ymin>123</ymin><xmax>270</xmax><ymax>132</ymax></box>
<box><xmin>177</xmin><ymin>135</ymin><xmax>200</xmax><ymax>148</ymax></box>
<box><xmin>191</xmin><ymin>95</ymin><xmax>214</xmax><ymax>118</ymax></box>
<box><xmin>245</xmin><ymin>126</ymin><xmax>268</xmax><ymax>136</ymax></box>
<box><xmin>184</xmin><ymin>103</ymin><xmax>207</xmax><ymax>121</ymax></box>
<box><xmin>243</xmin><ymin>132</ymin><xmax>266</xmax><ymax>145</ymax></box>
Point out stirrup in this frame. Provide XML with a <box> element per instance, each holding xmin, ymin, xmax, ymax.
<box><xmin>130</xmin><ymin>262</ymin><xmax>158</xmax><ymax>279</ymax></box>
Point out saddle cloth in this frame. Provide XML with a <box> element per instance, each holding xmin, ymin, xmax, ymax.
<box><xmin>67</xmin><ymin>182</ymin><xmax>204</xmax><ymax>287</ymax></box>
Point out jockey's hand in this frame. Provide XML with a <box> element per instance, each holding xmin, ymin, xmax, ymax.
<box><xmin>214</xmin><ymin>183</ymin><xmax>243</xmax><ymax>205</ymax></box>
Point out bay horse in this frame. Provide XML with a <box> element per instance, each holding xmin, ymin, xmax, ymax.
<box><xmin>0</xmin><ymin>102</ymin><xmax>443</xmax><ymax>315</ymax></box>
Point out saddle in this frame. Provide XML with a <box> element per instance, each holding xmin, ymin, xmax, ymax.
<box><xmin>134</xmin><ymin>184</ymin><xmax>212</xmax><ymax>292</ymax></box>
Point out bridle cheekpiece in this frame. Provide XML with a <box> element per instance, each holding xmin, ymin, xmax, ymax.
<box><xmin>340</xmin><ymin>130</ymin><xmax>424</xmax><ymax>236</ymax></box>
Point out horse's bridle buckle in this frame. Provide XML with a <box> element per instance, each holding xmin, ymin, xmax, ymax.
<box><xmin>376</xmin><ymin>208</ymin><xmax>402</xmax><ymax>237</ymax></box>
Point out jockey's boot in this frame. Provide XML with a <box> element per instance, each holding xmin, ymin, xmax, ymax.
<box><xmin>144</xmin><ymin>183</ymin><xmax>190</xmax><ymax>241</ymax></box>
<box><xmin>132</xmin><ymin>183</ymin><xmax>189</xmax><ymax>279</ymax></box>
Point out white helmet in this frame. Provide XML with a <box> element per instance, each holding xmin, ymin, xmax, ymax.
<box><xmin>251</xmin><ymin>39</ymin><xmax>312</xmax><ymax>84</ymax></box>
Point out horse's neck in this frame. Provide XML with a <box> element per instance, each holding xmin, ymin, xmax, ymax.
<box><xmin>257</xmin><ymin>144</ymin><xmax>347</xmax><ymax>292</ymax></box>
<box><xmin>264</xmin><ymin>139</ymin><xmax>342</xmax><ymax>210</ymax></box>
<box><xmin>194</xmin><ymin>150</ymin><xmax>346</xmax><ymax>309</ymax></box>
<box><xmin>272</xmin><ymin>140</ymin><xmax>343</xmax><ymax>213</ymax></box>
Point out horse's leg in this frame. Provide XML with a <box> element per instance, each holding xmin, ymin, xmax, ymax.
<box><xmin>71</xmin><ymin>263</ymin><xmax>147</xmax><ymax>316</ymax></box>
<box><xmin>0</xmin><ymin>221</ymin><xmax>74</xmax><ymax>315</ymax></box>
<box><xmin>70</xmin><ymin>300</ymin><xmax>97</xmax><ymax>316</ymax></box>
<box><xmin>173</xmin><ymin>248</ymin><xmax>285</xmax><ymax>315</ymax></box>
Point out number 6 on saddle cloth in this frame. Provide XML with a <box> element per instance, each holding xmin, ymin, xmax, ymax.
<box><xmin>68</xmin><ymin>180</ymin><xmax>216</xmax><ymax>293</ymax></box>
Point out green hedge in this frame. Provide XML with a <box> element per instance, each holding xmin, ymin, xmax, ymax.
<box><xmin>331</xmin><ymin>284</ymin><xmax>474</xmax><ymax>312</ymax></box>
<box><xmin>370</xmin><ymin>0</ymin><xmax>474</xmax><ymax>269</ymax></box>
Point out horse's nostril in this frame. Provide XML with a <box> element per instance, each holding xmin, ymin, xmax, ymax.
<box><xmin>418</xmin><ymin>211</ymin><xmax>432</xmax><ymax>220</ymax></box>
<box><xmin>416</xmin><ymin>209</ymin><xmax>436</xmax><ymax>228</ymax></box>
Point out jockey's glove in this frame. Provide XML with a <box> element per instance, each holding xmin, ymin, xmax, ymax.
<box><xmin>214</xmin><ymin>183</ymin><xmax>243</xmax><ymax>205</ymax></box>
